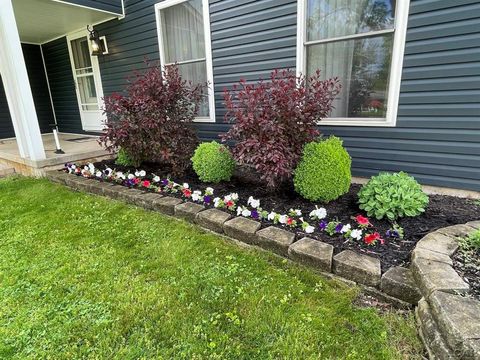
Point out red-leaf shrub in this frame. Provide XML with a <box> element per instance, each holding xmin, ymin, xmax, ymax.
<box><xmin>221</xmin><ymin>69</ymin><xmax>341</xmax><ymax>188</ymax></box>
<box><xmin>100</xmin><ymin>63</ymin><xmax>202</xmax><ymax>175</ymax></box>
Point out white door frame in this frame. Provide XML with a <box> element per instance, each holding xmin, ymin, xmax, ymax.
<box><xmin>66</xmin><ymin>28</ymin><xmax>105</xmax><ymax>132</ymax></box>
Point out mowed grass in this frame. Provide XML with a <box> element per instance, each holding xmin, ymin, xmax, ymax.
<box><xmin>0</xmin><ymin>177</ymin><xmax>422</xmax><ymax>359</ymax></box>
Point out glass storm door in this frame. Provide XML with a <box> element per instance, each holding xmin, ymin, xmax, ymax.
<box><xmin>67</xmin><ymin>31</ymin><xmax>105</xmax><ymax>131</ymax></box>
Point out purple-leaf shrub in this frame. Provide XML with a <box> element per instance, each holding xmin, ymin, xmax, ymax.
<box><xmin>100</xmin><ymin>63</ymin><xmax>202</xmax><ymax>175</ymax></box>
<box><xmin>221</xmin><ymin>69</ymin><xmax>341</xmax><ymax>188</ymax></box>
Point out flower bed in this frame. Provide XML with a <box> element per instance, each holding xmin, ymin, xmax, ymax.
<box><xmin>63</xmin><ymin>161</ymin><xmax>480</xmax><ymax>273</ymax></box>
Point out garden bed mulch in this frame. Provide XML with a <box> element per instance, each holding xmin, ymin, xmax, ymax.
<box><xmin>453</xmin><ymin>248</ymin><xmax>480</xmax><ymax>301</ymax></box>
<box><xmin>81</xmin><ymin>160</ymin><xmax>480</xmax><ymax>273</ymax></box>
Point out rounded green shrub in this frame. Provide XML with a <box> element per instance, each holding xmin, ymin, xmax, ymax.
<box><xmin>191</xmin><ymin>141</ymin><xmax>235</xmax><ymax>183</ymax></box>
<box><xmin>115</xmin><ymin>148</ymin><xmax>137</xmax><ymax>167</ymax></box>
<box><xmin>358</xmin><ymin>172</ymin><xmax>429</xmax><ymax>220</ymax></box>
<box><xmin>293</xmin><ymin>136</ymin><xmax>352</xmax><ymax>202</ymax></box>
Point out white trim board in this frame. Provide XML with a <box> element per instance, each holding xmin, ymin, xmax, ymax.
<box><xmin>296</xmin><ymin>0</ymin><xmax>410</xmax><ymax>127</ymax></box>
<box><xmin>154</xmin><ymin>0</ymin><xmax>216</xmax><ymax>123</ymax></box>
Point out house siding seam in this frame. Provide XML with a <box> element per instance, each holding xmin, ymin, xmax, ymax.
<box><xmin>0</xmin><ymin>44</ymin><xmax>55</xmax><ymax>139</ymax></box>
<box><xmin>41</xmin><ymin>37</ymin><xmax>85</xmax><ymax>135</ymax></box>
<box><xmin>60</xmin><ymin>0</ymin><xmax>123</xmax><ymax>15</ymax></box>
<box><xmin>94</xmin><ymin>0</ymin><xmax>480</xmax><ymax>191</ymax></box>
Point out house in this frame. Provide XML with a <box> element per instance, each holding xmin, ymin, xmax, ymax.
<box><xmin>0</xmin><ymin>0</ymin><xmax>479</xmax><ymax>192</ymax></box>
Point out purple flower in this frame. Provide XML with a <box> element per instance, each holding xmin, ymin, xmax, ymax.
<box><xmin>386</xmin><ymin>230</ymin><xmax>399</xmax><ymax>238</ymax></box>
<box><xmin>203</xmin><ymin>195</ymin><xmax>211</xmax><ymax>204</ymax></box>
<box><xmin>335</xmin><ymin>223</ymin><xmax>343</xmax><ymax>233</ymax></box>
<box><xmin>319</xmin><ymin>220</ymin><xmax>328</xmax><ymax>231</ymax></box>
<box><xmin>161</xmin><ymin>179</ymin><xmax>169</xmax><ymax>186</ymax></box>
<box><xmin>251</xmin><ymin>210</ymin><xmax>259</xmax><ymax>220</ymax></box>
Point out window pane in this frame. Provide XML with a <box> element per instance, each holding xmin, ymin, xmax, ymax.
<box><xmin>307</xmin><ymin>34</ymin><xmax>393</xmax><ymax>118</ymax></box>
<box><xmin>77</xmin><ymin>75</ymin><xmax>98</xmax><ymax>110</ymax></box>
<box><xmin>177</xmin><ymin>61</ymin><xmax>209</xmax><ymax>117</ymax></box>
<box><xmin>71</xmin><ymin>37</ymin><xmax>92</xmax><ymax>69</ymax></box>
<box><xmin>307</xmin><ymin>0</ymin><xmax>395</xmax><ymax>41</ymax></box>
<box><xmin>161</xmin><ymin>0</ymin><xmax>205</xmax><ymax>63</ymax></box>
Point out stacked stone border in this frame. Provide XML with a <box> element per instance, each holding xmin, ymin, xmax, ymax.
<box><xmin>47</xmin><ymin>171</ymin><xmax>480</xmax><ymax>359</ymax></box>
<box><xmin>412</xmin><ymin>221</ymin><xmax>480</xmax><ymax>359</ymax></box>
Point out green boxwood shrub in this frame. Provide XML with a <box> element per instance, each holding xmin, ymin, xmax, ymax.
<box><xmin>293</xmin><ymin>136</ymin><xmax>351</xmax><ymax>202</ymax></box>
<box><xmin>115</xmin><ymin>148</ymin><xmax>137</xmax><ymax>167</ymax></box>
<box><xmin>191</xmin><ymin>141</ymin><xmax>235</xmax><ymax>183</ymax></box>
<box><xmin>358</xmin><ymin>172</ymin><xmax>429</xmax><ymax>220</ymax></box>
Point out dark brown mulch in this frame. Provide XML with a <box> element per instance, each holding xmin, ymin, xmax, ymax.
<box><xmin>452</xmin><ymin>248</ymin><xmax>480</xmax><ymax>301</ymax></box>
<box><xmin>87</xmin><ymin>160</ymin><xmax>480</xmax><ymax>273</ymax></box>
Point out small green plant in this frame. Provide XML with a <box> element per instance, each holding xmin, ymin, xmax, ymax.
<box><xmin>115</xmin><ymin>148</ymin><xmax>137</xmax><ymax>167</ymax></box>
<box><xmin>293</xmin><ymin>136</ymin><xmax>352</xmax><ymax>202</ymax></box>
<box><xmin>191</xmin><ymin>141</ymin><xmax>235</xmax><ymax>183</ymax></box>
<box><xmin>459</xmin><ymin>230</ymin><xmax>480</xmax><ymax>252</ymax></box>
<box><xmin>358</xmin><ymin>172</ymin><xmax>429</xmax><ymax>220</ymax></box>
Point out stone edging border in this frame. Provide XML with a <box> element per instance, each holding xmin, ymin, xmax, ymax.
<box><xmin>46</xmin><ymin>171</ymin><xmax>421</xmax><ymax>308</ymax></box>
<box><xmin>411</xmin><ymin>222</ymin><xmax>480</xmax><ymax>359</ymax></box>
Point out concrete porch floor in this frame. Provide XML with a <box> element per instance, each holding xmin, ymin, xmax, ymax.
<box><xmin>0</xmin><ymin>133</ymin><xmax>114</xmax><ymax>176</ymax></box>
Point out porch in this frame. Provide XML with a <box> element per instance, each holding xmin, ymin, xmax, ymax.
<box><xmin>0</xmin><ymin>133</ymin><xmax>111</xmax><ymax>176</ymax></box>
<box><xmin>0</xmin><ymin>0</ymin><xmax>121</xmax><ymax>175</ymax></box>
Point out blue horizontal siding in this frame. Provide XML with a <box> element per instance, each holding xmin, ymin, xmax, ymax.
<box><xmin>93</xmin><ymin>0</ymin><xmax>480</xmax><ymax>192</ymax></box>
<box><xmin>61</xmin><ymin>0</ymin><xmax>123</xmax><ymax>15</ymax></box>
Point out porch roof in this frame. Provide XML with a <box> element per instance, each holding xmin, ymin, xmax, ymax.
<box><xmin>13</xmin><ymin>0</ymin><xmax>120</xmax><ymax>44</ymax></box>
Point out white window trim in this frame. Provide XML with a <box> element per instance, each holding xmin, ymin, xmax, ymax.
<box><xmin>155</xmin><ymin>0</ymin><xmax>215</xmax><ymax>123</ymax></box>
<box><xmin>296</xmin><ymin>0</ymin><xmax>410</xmax><ymax>127</ymax></box>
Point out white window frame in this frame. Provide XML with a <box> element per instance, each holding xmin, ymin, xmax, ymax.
<box><xmin>296</xmin><ymin>0</ymin><xmax>410</xmax><ymax>127</ymax></box>
<box><xmin>155</xmin><ymin>0</ymin><xmax>215</xmax><ymax>123</ymax></box>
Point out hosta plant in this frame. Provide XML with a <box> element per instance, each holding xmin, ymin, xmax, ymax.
<box><xmin>358</xmin><ymin>172</ymin><xmax>429</xmax><ymax>220</ymax></box>
<box><xmin>221</xmin><ymin>69</ymin><xmax>341</xmax><ymax>189</ymax></box>
<box><xmin>191</xmin><ymin>141</ymin><xmax>235</xmax><ymax>183</ymax></box>
<box><xmin>293</xmin><ymin>136</ymin><xmax>351</xmax><ymax>202</ymax></box>
<box><xmin>100</xmin><ymin>63</ymin><xmax>203</xmax><ymax>176</ymax></box>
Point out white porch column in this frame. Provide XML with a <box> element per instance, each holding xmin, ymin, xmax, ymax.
<box><xmin>0</xmin><ymin>0</ymin><xmax>45</xmax><ymax>161</ymax></box>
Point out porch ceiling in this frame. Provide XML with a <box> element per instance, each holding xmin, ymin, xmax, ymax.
<box><xmin>12</xmin><ymin>0</ymin><xmax>118</xmax><ymax>44</ymax></box>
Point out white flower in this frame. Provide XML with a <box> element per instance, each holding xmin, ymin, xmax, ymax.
<box><xmin>128</xmin><ymin>173</ymin><xmax>135</xmax><ymax>180</ymax></box>
<box><xmin>237</xmin><ymin>206</ymin><xmax>243</xmax><ymax>216</ymax></box>
<box><xmin>205</xmin><ymin>187</ymin><xmax>214</xmax><ymax>195</ymax></box>
<box><xmin>139</xmin><ymin>170</ymin><xmax>146</xmax><ymax>177</ymax></box>
<box><xmin>213</xmin><ymin>197</ymin><xmax>221</xmax><ymax>208</ymax></box>
<box><xmin>88</xmin><ymin>163</ymin><xmax>95</xmax><ymax>173</ymax></box>
<box><xmin>305</xmin><ymin>225</ymin><xmax>315</xmax><ymax>234</ymax></box>
<box><xmin>116</xmin><ymin>172</ymin><xmax>125</xmax><ymax>180</ymax></box>
<box><xmin>192</xmin><ymin>190</ymin><xmax>202</xmax><ymax>202</ymax></box>
<box><xmin>309</xmin><ymin>206</ymin><xmax>327</xmax><ymax>220</ymax></box>
<box><xmin>350</xmin><ymin>229</ymin><xmax>363</xmax><ymax>240</ymax></box>
<box><xmin>267</xmin><ymin>212</ymin><xmax>277</xmax><ymax>221</ymax></box>
<box><xmin>153</xmin><ymin>176</ymin><xmax>160</xmax><ymax>183</ymax></box>
<box><xmin>134</xmin><ymin>170</ymin><xmax>140</xmax><ymax>177</ymax></box>
<box><xmin>294</xmin><ymin>209</ymin><xmax>302</xmax><ymax>216</ymax></box>
<box><xmin>71</xmin><ymin>164</ymin><xmax>76</xmax><ymax>170</ymax></box>
<box><xmin>242</xmin><ymin>209</ymin><xmax>251</xmax><ymax>217</ymax></box>
<box><xmin>84</xmin><ymin>165</ymin><xmax>89</xmax><ymax>171</ymax></box>
<box><xmin>183</xmin><ymin>183</ymin><xmax>189</xmax><ymax>189</ymax></box>
<box><xmin>104</xmin><ymin>168</ymin><xmax>113</xmax><ymax>177</ymax></box>
<box><xmin>341</xmin><ymin>224</ymin><xmax>351</xmax><ymax>233</ymax></box>
<box><xmin>95</xmin><ymin>171</ymin><xmax>102</xmax><ymax>178</ymax></box>
<box><xmin>247</xmin><ymin>196</ymin><xmax>260</xmax><ymax>209</ymax></box>
<box><xmin>230</xmin><ymin>193</ymin><xmax>239</xmax><ymax>201</ymax></box>
<box><xmin>279</xmin><ymin>215</ymin><xmax>288</xmax><ymax>224</ymax></box>
<box><xmin>224</xmin><ymin>194</ymin><xmax>232</xmax><ymax>202</ymax></box>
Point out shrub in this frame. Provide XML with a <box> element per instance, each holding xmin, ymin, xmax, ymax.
<box><xmin>358</xmin><ymin>172</ymin><xmax>429</xmax><ymax>220</ymax></box>
<box><xmin>293</xmin><ymin>136</ymin><xmax>351</xmax><ymax>202</ymax></box>
<box><xmin>115</xmin><ymin>148</ymin><xmax>137</xmax><ymax>167</ymax></box>
<box><xmin>459</xmin><ymin>230</ymin><xmax>480</xmax><ymax>252</ymax></box>
<box><xmin>100</xmin><ymin>63</ymin><xmax>203</xmax><ymax>176</ymax></box>
<box><xmin>191</xmin><ymin>141</ymin><xmax>235</xmax><ymax>183</ymax></box>
<box><xmin>221</xmin><ymin>69</ymin><xmax>341</xmax><ymax>188</ymax></box>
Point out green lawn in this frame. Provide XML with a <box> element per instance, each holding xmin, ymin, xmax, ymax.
<box><xmin>0</xmin><ymin>177</ymin><xmax>422</xmax><ymax>359</ymax></box>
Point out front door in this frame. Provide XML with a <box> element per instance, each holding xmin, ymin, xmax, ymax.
<box><xmin>67</xmin><ymin>30</ymin><xmax>105</xmax><ymax>132</ymax></box>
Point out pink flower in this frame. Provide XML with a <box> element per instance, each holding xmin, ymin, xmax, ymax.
<box><xmin>364</xmin><ymin>232</ymin><xmax>384</xmax><ymax>245</ymax></box>
<box><xmin>182</xmin><ymin>188</ymin><xmax>192</xmax><ymax>197</ymax></box>
<box><xmin>225</xmin><ymin>200</ymin><xmax>234</xmax><ymax>208</ymax></box>
<box><xmin>355</xmin><ymin>215</ymin><xmax>371</xmax><ymax>227</ymax></box>
<box><xmin>142</xmin><ymin>180</ymin><xmax>151</xmax><ymax>188</ymax></box>
<box><xmin>133</xmin><ymin>178</ymin><xmax>140</xmax><ymax>185</ymax></box>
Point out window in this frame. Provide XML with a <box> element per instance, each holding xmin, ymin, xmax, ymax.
<box><xmin>296</xmin><ymin>0</ymin><xmax>410</xmax><ymax>126</ymax></box>
<box><xmin>155</xmin><ymin>0</ymin><xmax>215</xmax><ymax>122</ymax></box>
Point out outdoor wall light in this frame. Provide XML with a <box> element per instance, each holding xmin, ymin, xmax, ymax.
<box><xmin>87</xmin><ymin>25</ymin><xmax>108</xmax><ymax>56</ymax></box>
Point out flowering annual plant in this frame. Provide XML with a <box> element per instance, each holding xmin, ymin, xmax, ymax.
<box><xmin>309</xmin><ymin>206</ymin><xmax>327</xmax><ymax>220</ymax></box>
<box><xmin>214</xmin><ymin>193</ymin><xmax>238</xmax><ymax>211</ymax></box>
<box><xmin>355</xmin><ymin>215</ymin><xmax>371</xmax><ymax>228</ymax></box>
<box><xmin>386</xmin><ymin>224</ymin><xmax>404</xmax><ymax>239</ymax></box>
<box><xmin>364</xmin><ymin>232</ymin><xmax>385</xmax><ymax>245</ymax></box>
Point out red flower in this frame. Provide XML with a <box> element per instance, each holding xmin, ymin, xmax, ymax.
<box><xmin>364</xmin><ymin>232</ymin><xmax>384</xmax><ymax>245</ymax></box>
<box><xmin>286</xmin><ymin>217</ymin><xmax>294</xmax><ymax>226</ymax></box>
<box><xmin>133</xmin><ymin>178</ymin><xmax>140</xmax><ymax>185</ymax></box>
<box><xmin>183</xmin><ymin>188</ymin><xmax>192</xmax><ymax>197</ymax></box>
<box><xmin>225</xmin><ymin>200</ymin><xmax>234</xmax><ymax>208</ymax></box>
<box><xmin>355</xmin><ymin>215</ymin><xmax>370</xmax><ymax>227</ymax></box>
<box><xmin>142</xmin><ymin>180</ymin><xmax>151</xmax><ymax>188</ymax></box>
